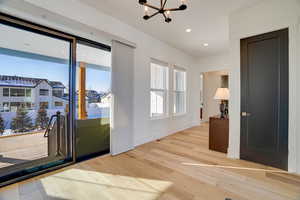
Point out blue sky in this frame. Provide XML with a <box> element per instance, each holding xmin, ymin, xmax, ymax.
<box><xmin>0</xmin><ymin>54</ymin><xmax>111</xmax><ymax>92</ymax></box>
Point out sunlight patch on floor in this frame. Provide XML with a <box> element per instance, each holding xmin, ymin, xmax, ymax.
<box><xmin>182</xmin><ymin>162</ymin><xmax>288</xmax><ymax>173</ymax></box>
<box><xmin>40</xmin><ymin>168</ymin><xmax>173</xmax><ymax>200</ymax></box>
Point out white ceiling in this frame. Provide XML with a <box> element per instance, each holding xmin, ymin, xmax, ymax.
<box><xmin>0</xmin><ymin>23</ymin><xmax>111</xmax><ymax>67</ymax></box>
<box><xmin>79</xmin><ymin>0</ymin><xmax>262</xmax><ymax>57</ymax></box>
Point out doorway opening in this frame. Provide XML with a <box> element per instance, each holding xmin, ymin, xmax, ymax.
<box><xmin>200</xmin><ymin>70</ymin><xmax>230</xmax><ymax>154</ymax></box>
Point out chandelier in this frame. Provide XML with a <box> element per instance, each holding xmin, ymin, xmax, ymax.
<box><xmin>138</xmin><ymin>0</ymin><xmax>187</xmax><ymax>23</ymax></box>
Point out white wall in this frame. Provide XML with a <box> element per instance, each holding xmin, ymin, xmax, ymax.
<box><xmin>195</xmin><ymin>53</ymin><xmax>231</xmax><ymax>73</ymax></box>
<box><xmin>229</xmin><ymin>0</ymin><xmax>300</xmax><ymax>173</ymax></box>
<box><xmin>0</xmin><ymin>0</ymin><xmax>200</xmax><ymax>147</ymax></box>
<box><xmin>202</xmin><ymin>71</ymin><xmax>222</xmax><ymax>122</ymax></box>
<box><xmin>194</xmin><ymin>0</ymin><xmax>300</xmax><ymax>174</ymax></box>
<box><xmin>194</xmin><ymin>54</ymin><xmax>231</xmax><ymax>122</ymax></box>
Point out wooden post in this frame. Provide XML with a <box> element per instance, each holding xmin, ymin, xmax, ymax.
<box><xmin>78</xmin><ymin>62</ymin><xmax>87</xmax><ymax>120</ymax></box>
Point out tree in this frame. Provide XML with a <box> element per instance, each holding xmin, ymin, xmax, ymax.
<box><xmin>0</xmin><ymin>113</ymin><xmax>4</xmax><ymax>135</ymax></box>
<box><xmin>11</xmin><ymin>106</ymin><xmax>33</xmax><ymax>133</ymax></box>
<box><xmin>35</xmin><ymin>105</ymin><xmax>49</xmax><ymax>129</ymax></box>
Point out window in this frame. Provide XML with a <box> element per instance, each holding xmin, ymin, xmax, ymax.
<box><xmin>150</xmin><ymin>60</ymin><xmax>169</xmax><ymax>118</ymax></box>
<box><xmin>25</xmin><ymin>102</ymin><xmax>32</xmax><ymax>109</ymax></box>
<box><xmin>3</xmin><ymin>88</ymin><xmax>9</xmax><ymax>96</ymax></box>
<box><xmin>10</xmin><ymin>88</ymin><xmax>25</xmax><ymax>97</ymax></box>
<box><xmin>173</xmin><ymin>68</ymin><xmax>186</xmax><ymax>115</ymax></box>
<box><xmin>9</xmin><ymin>102</ymin><xmax>31</xmax><ymax>112</ymax></box>
<box><xmin>39</xmin><ymin>89</ymin><xmax>49</xmax><ymax>96</ymax></box>
<box><xmin>10</xmin><ymin>102</ymin><xmax>21</xmax><ymax>112</ymax></box>
<box><xmin>52</xmin><ymin>89</ymin><xmax>63</xmax><ymax>98</ymax></box>
<box><xmin>55</xmin><ymin>101</ymin><xmax>63</xmax><ymax>107</ymax></box>
<box><xmin>40</xmin><ymin>102</ymin><xmax>49</xmax><ymax>109</ymax></box>
<box><xmin>25</xmin><ymin>89</ymin><xmax>31</xmax><ymax>97</ymax></box>
<box><xmin>2</xmin><ymin>102</ymin><xmax>9</xmax><ymax>112</ymax></box>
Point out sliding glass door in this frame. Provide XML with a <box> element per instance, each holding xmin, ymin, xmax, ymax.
<box><xmin>0</xmin><ymin>15</ymin><xmax>75</xmax><ymax>184</ymax></box>
<box><xmin>75</xmin><ymin>41</ymin><xmax>111</xmax><ymax>160</ymax></box>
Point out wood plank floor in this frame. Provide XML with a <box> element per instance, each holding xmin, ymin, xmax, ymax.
<box><xmin>0</xmin><ymin>123</ymin><xmax>300</xmax><ymax>200</ymax></box>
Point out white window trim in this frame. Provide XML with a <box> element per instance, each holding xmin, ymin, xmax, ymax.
<box><xmin>150</xmin><ymin>58</ymin><xmax>170</xmax><ymax>120</ymax></box>
<box><xmin>173</xmin><ymin>66</ymin><xmax>187</xmax><ymax>116</ymax></box>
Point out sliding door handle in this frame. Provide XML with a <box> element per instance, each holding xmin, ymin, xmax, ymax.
<box><xmin>241</xmin><ymin>112</ymin><xmax>251</xmax><ymax>117</ymax></box>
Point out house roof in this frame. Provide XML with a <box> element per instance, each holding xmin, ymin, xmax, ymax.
<box><xmin>0</xmin><ymin>75</ymin><xmax>65</xmax><ymax>89</ymax></box>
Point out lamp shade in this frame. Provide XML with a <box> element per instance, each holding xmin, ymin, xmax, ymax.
<box><xmin>214</xmin><ymin>88</ymin><xmax>230</xmax><ymax>100</ymax></box>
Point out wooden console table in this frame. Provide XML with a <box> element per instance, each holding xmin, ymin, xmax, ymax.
<box><xmin>209</xmin><ymin>116</ymin><xmax>229</xmax><ymax>153</ymax></box>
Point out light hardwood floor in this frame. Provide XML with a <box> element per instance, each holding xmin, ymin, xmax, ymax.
<box><xmin>0</xmin><ymin>123</ymin><xmax>300</xmax><ymax>200</ymax></box>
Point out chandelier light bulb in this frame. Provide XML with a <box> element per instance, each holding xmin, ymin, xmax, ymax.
<box><xmin>166</xmin><ymin>10</ymin><xmax>170</xmax><ymax>17</ymax></box>
<box><xmin>144</xmin><ymin>6</ymin><xmax>149</xmax><ymax>14</ymax></box>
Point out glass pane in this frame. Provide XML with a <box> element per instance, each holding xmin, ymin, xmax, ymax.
<box><xmin>151</xmin><ymin>62</ymin><xmax>168</xmax><ymax>90</ymax></box>
<box><xmin>3</xmin><ymin>88</ymin><xmax>9</xmax><ymax>97</ymax></box>
<box><xmin>76</xmin><ymin>43</ymin><xmax>111</xmax><ymax>120</ymax></box>
<box><xmin>39</xmin><ymin>89</ymin><xmax>49</xmax><ymax>96</ymax></box>
<box><xmin>0</xmin><ymin>23</ymin><xmax>70</xmax><ymax>173</ymax></box>
<box><xmin>26</xmin><ymin>89</ymin><xmax>31</xmax><ymax>97</ymax></box>
<box><xmin>75</xmin><ymin>43</ymin><xmax>111</xmax><ymax>159</ymax></box>
<box><xmin>151</xmin><ymin>90</ymin><xmax>165</xmax><ymax>117</ymax></box>
<box><xmin>174</xmin><ymin>92</ymin><xmax>185</xmax><ymax>114</ymax></box>
<box><xmin>174</xmin><ymin>69</ymin><xmax>186</xmax><ymax>91</ymax></box>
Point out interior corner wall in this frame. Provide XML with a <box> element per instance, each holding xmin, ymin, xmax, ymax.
<box><xmin>0</xmin><ymin>0</ymin><xmax>200</xmax><ymax>148</ymax></box>
<box><xmin>202</xmin><ymin>72</ymin><xmax>222</xmax><ymax>122</ymax></box>
<box><xmin>228</xmin><ymin>0</ymin><xmax>300</xmax><ymax>173</ymax></box>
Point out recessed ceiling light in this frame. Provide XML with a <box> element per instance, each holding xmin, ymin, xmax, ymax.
<box><xmin>185</xmin><ymin>28</ymin><xmax>192</xmax><ymax>33</ymax></box>
<box><xmin>203</xmin><ymin>43</ymin><xmax>209</xmax><ymax>47</ymax></box>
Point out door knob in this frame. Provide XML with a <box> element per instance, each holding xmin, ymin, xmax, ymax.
<box><xmin>241</xmin><ymin>112</ymin><xmax>251</xmax><ymax>117</ymax></box>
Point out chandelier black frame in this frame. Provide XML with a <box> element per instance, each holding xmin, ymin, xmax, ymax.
<box><xmin>139</xmin><ymin>0</ymin><xmax>187</xmax><ymax>23</ymax></box>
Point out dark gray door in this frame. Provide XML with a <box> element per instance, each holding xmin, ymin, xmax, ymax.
<box><xmin>240</xmin><ymin>29</ymin><xmax>289</xmax><ymax>170</ymax></box>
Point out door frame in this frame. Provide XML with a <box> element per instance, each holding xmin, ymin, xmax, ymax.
<box><xmin>240</xmin><ymin>28</ymin><xmax>289</xmax><ymax>170</ymax></box>
<box><xmin>0</xmin><ymin>12</ymin><xmax>112</xmax><ymax>187</ymax></box>
<box><xmin>0</xmin><ymin>12</ymin><xmax>78</xmax><ymax>186</ymax></box>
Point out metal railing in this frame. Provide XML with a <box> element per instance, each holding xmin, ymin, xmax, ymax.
<box><xmin>44</xmin><ymin>112</ymin><xmax>61</xmax><ymax>138</ymax></box>
<box><xmin>44</xmin><ymin>111</ymin><xmax>67</xmax><ymax>157</ymax></box>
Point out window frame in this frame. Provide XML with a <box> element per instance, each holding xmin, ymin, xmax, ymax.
<box><xmin>150</xmin><ymin>59</ymin><xmax>170</xmax><ymax>120</ymax></box>
<box><xmin>39</xmin><ymin>102</ymin><xmax>49</xmax><ymax>109</ymax></box>
<box><xmin>39</xmin><ymin>89</ymin><xmax>49</xmax><ymax>96</ymax></box>
<box><xmin>25</xmin><ymin>89</ymin><xmax>31</xmax><ymax>97</ymax></box>
<box><xmin>2</xmin><ymin>102</ymin><xmax>10</xmax><ymax>112</ymax></box>
<box><xmin>52</xmin><ymin>89</ymin><xmax>63</xmax><ymax>98</ymax></box>
<box><xmin>173</xmin><ymin>66</ymin><xmax>187</xmax><ymax>116</ymax></box>
<box><xmin>10</xmin><ymin>88</ymin><xmax>25</xmax><ymax>97</ymax></box>
<box><xmin>3</xmin><ymin>88</ymin><xmax>9</xmax><ymax>97</ymax></box>
<box><xmin>55</xmin><ymin>101</ymin><xmax>63</xmax><ymax>107</ymax></box>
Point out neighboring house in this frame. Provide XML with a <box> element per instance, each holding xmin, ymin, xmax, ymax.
<box><xmin>101</xmin><ymin>93</ymin><xmax>111</xmax><ymax>104</ymax></box>
<box><xmin>0</xmin><ymin>75</ymin><xmax>68</xmax><ymax>112</ymax></box>
<box><xmin>86</xmin><ymin>90</ymin><xmax>101</xmax><ymax>103</ymax></box>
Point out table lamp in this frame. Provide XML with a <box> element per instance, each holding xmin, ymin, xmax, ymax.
<box><xmin>214</xmin><ymin>88</ymin><xmax>230</xmax><ymax>119</ymax></box>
